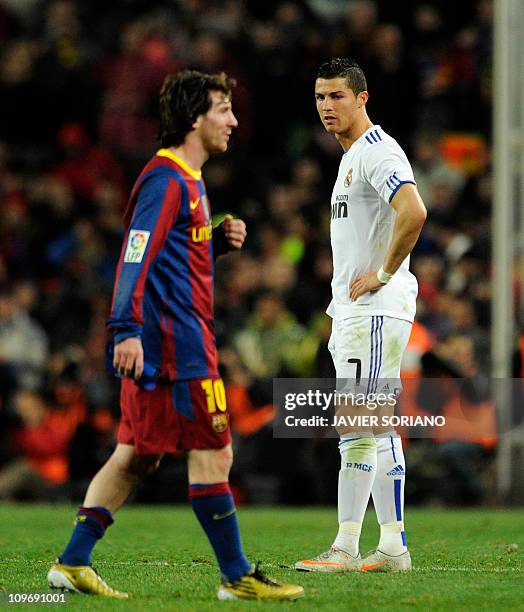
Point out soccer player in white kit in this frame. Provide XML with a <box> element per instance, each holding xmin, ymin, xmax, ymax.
<box><xmin>295</xmin><ymin>59</ymin><xmax>426</xmax><ymax>573</ymax></box>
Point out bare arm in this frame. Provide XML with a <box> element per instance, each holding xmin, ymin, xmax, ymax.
<box><xmin>349</xmin><ymin>183</ymin><xmax>427</xmax><ymax>301</ymax></box>
<box><xmin>383</xmin><ymin>183</ymin><xmax>427</xmax><ymax>274</ymax></box>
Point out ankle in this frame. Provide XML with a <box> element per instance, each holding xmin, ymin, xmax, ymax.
<box><xmin>378</xmin><ymin>521</ymin><xmax>407</xmax><ymax>555</ymax></box>
<box><xmin>333</xmin><ymin>521</ymin><xmax>361</xmax><ymax>557</ymax></box>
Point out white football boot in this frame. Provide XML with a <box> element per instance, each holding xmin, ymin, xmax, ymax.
<box><xmin>360</xmin><ymin>549</ymin><xmax>412</xmax><ymax>572</ymax></box>
<box><xmin>295</xmin><ymin>547</ymin><xmax>361</xmax><ymax>572</ymax></box>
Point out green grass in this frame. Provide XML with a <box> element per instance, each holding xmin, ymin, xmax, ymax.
<box><xmin>0</xmin><ymin>504</ymin><xmax>522</xmax><ymax>611</ymax></box>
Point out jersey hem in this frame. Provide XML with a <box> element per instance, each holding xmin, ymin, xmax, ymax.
<box><xmin>160</xmin><ymin>371</ymin><xmax>220</xmax><ymax>383</ymax></box>
<box><xmin>326</xmin><ymin>307</ymin><xmax>414</xmax><ymax>324</ymax></box>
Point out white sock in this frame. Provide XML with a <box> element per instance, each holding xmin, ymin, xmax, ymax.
<box><xmin>371</xmin><ymin>433</ymin><xmax>408</xmax><ymax>555</ymax></box>
<box><xmin>333</xmin><ymin>436</ymin><xmax>377</xmax><ymax>557</ymax></box>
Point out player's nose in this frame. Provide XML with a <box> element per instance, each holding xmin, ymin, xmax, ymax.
<box><xmin>319</xmin><ymin>97</ymin><xmax>331</xmax><ymax>109</ymax></box>
<box><xmin>228</xmin><ymin>111</ymin><xmax>238</xmax><ymax>128</ymax></box>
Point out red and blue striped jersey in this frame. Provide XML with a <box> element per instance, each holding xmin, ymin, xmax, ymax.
<box><xmin>107</xmin><ymin>149</ymin><xmax>219</xmax><ymax>381</ymax></box>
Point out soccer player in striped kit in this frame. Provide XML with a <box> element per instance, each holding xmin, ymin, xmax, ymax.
<box><xmin>295</xmin><ymin>59</ymin><xmax>426</xmax><ymax>573</ymax></box>
<box><xmin>48</xmin><ymin>70</ymin><xmax>303</xmax><ymax>601</ymax></box>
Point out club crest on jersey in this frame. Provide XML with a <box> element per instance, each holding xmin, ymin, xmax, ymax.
<box><xmin>212</xmin><ymin>413</ymin><xmax>229</xmax><ymax>433</ymax></box>
<box><xmin>124</xmin><ymin>229</ymin><xmax>150</xmax><ymax>263</ymax></box>
<box><xmin>344</xmin><ymin>167</ymin><xmax>353</xmax><ymax>187</ymax></box>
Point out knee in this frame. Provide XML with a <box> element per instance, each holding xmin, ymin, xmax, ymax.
<box><xmin>215</xmin><ymin>445</ymin><xmax>234</xmax><ymax>474</ymax></box>
<box><xmin>188</xmin><ymin>445</ymin><xmax>233</xmax><ymax>483</ymax></box>
<box><xmin>200</xmin><ymin>445</ymin><xmax>233</xmax><ymax>478</ymax></box>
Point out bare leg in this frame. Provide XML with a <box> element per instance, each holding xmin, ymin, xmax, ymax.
<box><xmin>187</xmin><ymin>443</ymin><xmax>233</xmax><ymax>484</ymax></box>
<box><xmin>83</xmin><ymin>443</ymin><xmax>162</xmax><ymax>513</ymax></box>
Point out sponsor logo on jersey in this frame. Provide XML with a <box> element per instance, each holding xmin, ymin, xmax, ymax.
<box><xmin>190</xmin><ymin>197</ymin><xmax>200</xmax><ymax>210</ymax></box>
<box><xmin>344</xmin><ymin>167</ymin><xmax>353</xmax><ymax>187</ymax></box>
<box><xmin>387</xmin><ymin>464</ymin><xmax>405</xmax><ymax>476</ymax></box>
<box><xmin>124</xmin><ymin>229</ymin><xmax>151</xmax><ymax>263</ymax></box>
<box><xmin>345</xmin><ymin>462</ymin><xmax>373</xmax><ymax>472</ymax></box>
<box><xmin>331</xmin><ymin>194</ymin><xmax>349</xmax><ymax>219</ymax></box>
<box><xmin>191</xmin><ymin>221</ymin><xmax>213</xmax><ymax>243</ymax></box>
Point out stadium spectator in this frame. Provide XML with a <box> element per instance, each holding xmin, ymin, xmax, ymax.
<box><xmin>0</xmin><ymin>388</ymin><xmax>81</xmax><ymax>500</ymax></box>
<box><xmin>366</xmin><ymin>23</ymin><xmax>416</xmax><ymax>142</ymax></box>
<box><xmin>234</xmin><ymin>291</ymin><xmax>307</xmax><ymax>378</ymax></box>
<box><xmin>411</xmin><ymin>132</ymin><xmax>465</xmax><ymax>207</ymax></box>
<box><xmin>330</xmin><ymin>0</ymin><xmax>378</xmax><ymax>61</ymax></box>
<box><xmin>52</xmin><ymin>122</ymin><xmax>127</xmax><ymax>207</ymax></box>
<box><xmin>97</xmin><ymin>17</ymin><xmax>181</xmax><ymax>160</ymax></box>
<box><xmin>0</xmin><ymin>286</ymin><xmax>48</xmax><ymax>390</ymax></box>
<box><xmin>0</xmin><ymin>40</ymin><xmax>42</xmax><ymax>148</ymax></box>
<box><xmin>424</xmin><ymin>334</ymin><xmax>495</xmax><ymax>504</ymax></box>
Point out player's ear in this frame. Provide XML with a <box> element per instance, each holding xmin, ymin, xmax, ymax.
<box><xmin>192</xmin><ymin>115</ymin><xmax>204</xmax><ymax>130</ymax></box>
<box><xmin>357</xmin><ymin>91</ymin><xmax>369</xmax><ymax>107</ymax></box>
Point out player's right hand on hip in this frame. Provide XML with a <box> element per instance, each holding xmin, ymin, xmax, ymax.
<box><xmin>113</xmin><ymin>337</ymin><xmax>144</xmax><ymax>380</ymax></box>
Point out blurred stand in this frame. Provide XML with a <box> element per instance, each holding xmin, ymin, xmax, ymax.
<box><xmin>0</xmin><ymin>0</ymin><xmax>522</xmax><ymax>505</ymax></box>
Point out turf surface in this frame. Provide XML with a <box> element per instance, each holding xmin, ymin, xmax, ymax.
<box><xmin>0</xmin><ymin>504</ymin><xmax>522</xmax><ymax>610</ymax></box>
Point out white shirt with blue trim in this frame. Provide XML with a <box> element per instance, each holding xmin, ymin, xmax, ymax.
<box><xmin>327</xmin><ymin>125</ymin><xmax>418</xmax><ymax>323</ymax></box>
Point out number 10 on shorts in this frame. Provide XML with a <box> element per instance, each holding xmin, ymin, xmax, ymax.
<box><xmin>200</xmin><ymin>379</ymin><xmax>227</xmax><ymax>413</ymax></box>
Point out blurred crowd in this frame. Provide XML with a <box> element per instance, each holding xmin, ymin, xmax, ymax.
<box><xmin>0</xmin><ymin>0</ymin><xmax>519</xmax><ymax>505</ymax></box>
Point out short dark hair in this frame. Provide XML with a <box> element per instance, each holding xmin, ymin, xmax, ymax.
<box><xmin>159</xmin><ymin>69</ymin><xmax>236</xmax><ymax>147</ymax></box>
<box><xmin>317</xmin><ymin>58</ymin><xmax>367</xmax><ymax>95</ymax></box>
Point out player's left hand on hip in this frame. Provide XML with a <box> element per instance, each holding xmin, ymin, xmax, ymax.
<box><xmin>221</xmin><ymin>214</ymin><xmax>246</xmax><ymax>249</ymax></box>
<box><xmin>350</xmin><ymin>272</ymin><xmax>382</xmax><ymax>301</ymax></box>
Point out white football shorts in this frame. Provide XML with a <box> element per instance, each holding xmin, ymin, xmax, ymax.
<box><xmin>328</xmin><ymin>315</ymin><xmax>412</xmax><ymax>395</ymax></box>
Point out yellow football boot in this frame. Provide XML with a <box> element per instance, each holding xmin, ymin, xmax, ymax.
<box><xmin>217</xmin><ymin>565</ymin><xmax>304</xmax><ymax>601</ymax></box>
<box><xmin>47</xmin><ymin>562</ymin><xmax>129</xmax><ymax>599</ymax></box>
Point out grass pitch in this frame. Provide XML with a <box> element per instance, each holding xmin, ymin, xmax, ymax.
<box><xmin>0</xmin><ymin>504</ymin><xmax>522</xmax><ymax>610</ymax></box>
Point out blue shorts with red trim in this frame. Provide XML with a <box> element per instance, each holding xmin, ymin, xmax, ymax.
<box><xmin>118</xmin><ymin>377</ymin><xmax>231</xmax><ymax>454</ymax></box>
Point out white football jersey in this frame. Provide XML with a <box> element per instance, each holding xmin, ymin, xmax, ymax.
<box><xmin>327</xmin><ymin>125</ymin><xmax>418</xmax><ymax>323</ymax></box>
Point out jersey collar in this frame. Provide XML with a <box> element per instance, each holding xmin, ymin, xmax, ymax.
<box><xmin>156</xmin><ymin>148</ymin><xmax>202</xmax><ymax>180</ymax></box>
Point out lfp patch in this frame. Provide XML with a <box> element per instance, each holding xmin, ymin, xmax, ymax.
<box><xmin>124</xmin><ymin>229</ymin><xmax>150</xmax><ymax>263</ymax></box>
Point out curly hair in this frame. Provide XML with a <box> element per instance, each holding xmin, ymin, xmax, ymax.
<box><xmin>159</xmin><ymin>70</ymin><xmax>236</xmax><ymax>147</ymax></box>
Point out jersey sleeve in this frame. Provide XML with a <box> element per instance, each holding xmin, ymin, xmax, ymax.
<box><xmin>107</xmin><ymin>174</ymin><xmax>182</xmax><ymax>337</ymax></box>
<box><xmin>365</xmin><ymin>141</ymin><xmax>416</xmax><ymax>205</ymax></box>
